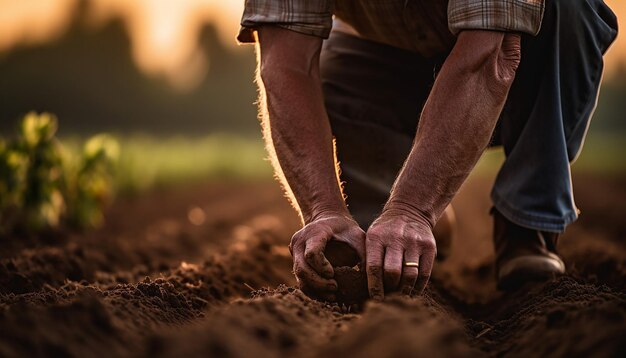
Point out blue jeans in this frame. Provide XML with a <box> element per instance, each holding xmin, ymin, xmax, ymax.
<box><xmin>320</xmin><ymin>0</ymin><xmax>618</xmax><ymax>232</ymax></box>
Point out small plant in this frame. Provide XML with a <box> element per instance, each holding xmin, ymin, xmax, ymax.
<box><xmin>0</xmin><ymin>112</ymin><xmax>119</xmax><ymax>237</ymax></box>
<box><xmin>65</xmin><ymin>134</ymin><xmax>119</xmax><ymax>229</ymax></box>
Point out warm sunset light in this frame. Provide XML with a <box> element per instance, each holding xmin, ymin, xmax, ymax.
<box><xmin>0</xmin><ymin>0</ymin><xmax>77</xmax><ymax>51</ymax></box>
<box><xmin>87</xmin><ymin>0</ymin><xmax>244</xmax><ymax>90</ymax></box>
<box><xmin>604</xmin><ymin>0</ymin><xmax>626</xmax><ymax>75</ymax></box>
<box><xmin>0</xmin><ymin>0</ymin><xmax>243</xmax><ymax>90</ymax></box>
<box><xmin>0</xmin><ymin>0</ymin><xmax>623</xmax><ymax>89</ymax></box>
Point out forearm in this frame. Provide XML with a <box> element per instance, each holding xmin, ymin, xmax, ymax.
<box><xmin>257</xmin><ymin>27</ymin><xmax>347</xmax><ymax>224</ymax></box>
<box><xmin>385</xmin><ymin>31</ymin><xmax>521</xmax><ymax>226</ymax></box>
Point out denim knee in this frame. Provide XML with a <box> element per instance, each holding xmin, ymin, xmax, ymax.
<box><xmin>542</xmin><ymin>0</ymin><xmax>618</xmax><ymax>161</ymax></box>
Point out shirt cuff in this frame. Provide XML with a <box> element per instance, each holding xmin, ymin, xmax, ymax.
<box><xmin>448</xmin><ymin>0</ymin><xmax>545</xmax><ymax>36</ymax></box>
<box><xmin>237</xmin><ymin>0</ymin><xmax>334</xmax><ymax>44</ymax></box>
<box><xmin>238</xmin><ymin>23</ymin><xmax>333</xmax><ymax>44</ymax></box>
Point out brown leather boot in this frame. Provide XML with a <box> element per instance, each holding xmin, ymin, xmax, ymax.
<box><xmin>492</xmin><ymin>209</ymin><xmax>565</xmax><ymax>290</ymax></box>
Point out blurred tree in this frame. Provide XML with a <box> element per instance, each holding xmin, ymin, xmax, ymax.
<box><xmin>0</xmin><ymin>4</ymin><xmax>258</xmax><ymax>136</ymax></box>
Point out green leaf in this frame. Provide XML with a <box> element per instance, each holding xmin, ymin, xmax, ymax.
<box><xmin>84</xmin><ymin>134</ymin><xmax>120</xmax><ymax>163</ymax></box>
<box><xmin>19</xmin><ymin>112</ymin><xmax>58</xmax><ymax>147</ymax></box>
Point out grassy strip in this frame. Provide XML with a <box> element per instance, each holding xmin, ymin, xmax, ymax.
<box><xmin>63</xmin><ymin>133</ymin><xmax>625</xmax><ymax>193</ymax></box>
<box><xmin>61</xmin><ymin>134</ymin><xmax>272</xmax><ymax>193</ymax></box>
<box><xmin>472</xmin><ymin>134</ymin><xmax>626</xmax><ymax>178</ymax></box>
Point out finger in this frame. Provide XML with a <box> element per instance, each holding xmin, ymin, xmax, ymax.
<box><xmin>366</xmin><ymin>238</ymin><xmax>385</xmax><ymax>301</ymax></box>
<box><xmin>400</xmin><ymin>246</ymin><xmax>419</xmax><ymax>295</ymax></box>
<box><xmin>293</xmin><ymin>246</ymin><xmax>337</xmax><ymax>292</ymax></box>
<box><xmin>413</xmin><ymin>250</ymin><xmax>435</xmax><ymax>295</ymax></box>
<box><xmin>294</xmin><ymin>262</ymin><xmax>338</xmax><ymax>292</ymax></box>
<box><xmin>304</xmin><ymin>235</ymin><xmax>334</xmax><ymax>279</ymax></box>
<box><xmin>383</xmin><ymin>246</ymin><xmax>403</xmax><ymax>292</ymax></box>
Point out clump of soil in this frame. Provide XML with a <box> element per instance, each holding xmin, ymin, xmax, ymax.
<box><xmin>333</xmin><ymin>266</ymin><xmax>368</xmax><ymax>305</ymax></box>
<box><xmin>324</xmin><ymin>240</ymin><xmax>369</xmax><ymax>306</ymax></box>
<box><xmin>323</xmin><ymin>240</ymin><xmax>369</xmax><ymax>305</ymax></box>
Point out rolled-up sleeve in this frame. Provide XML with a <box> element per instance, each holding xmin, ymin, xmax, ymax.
<box><xmin>448</xmin><ymin>0</ymin><xmax>545</xmax><ymax>36</ymax></box>
<box><xmin>237</xmin><ymin>0</ymin><xmax>335</xmax><ymax>43</ymax></box>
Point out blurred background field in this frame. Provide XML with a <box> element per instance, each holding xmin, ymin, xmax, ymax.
<box><xmin>0</xmin><ymin>0</ymin><xmax>624</xmax><ymax>194</ymax></box>
<box><xmin>65</xmin><ymin>132</ymin><xmax>625</xmax><ymax>194</ymax></box>
<box><xmin>62</xmin><ymin>134</ymin><xmax>271</xmax><ymax>193</ymax></box>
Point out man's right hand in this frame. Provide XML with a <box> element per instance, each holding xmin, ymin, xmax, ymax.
<box><xmin>289</xmin><ymin>213</ymin><xmax>366</xmax><ymax>301</ymax></box>
<box><xmin>256</xmin><ymin>27</ymin><xmax>365</xmax><ymax>300</ymax></box>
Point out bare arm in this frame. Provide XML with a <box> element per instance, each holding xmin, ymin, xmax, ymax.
<box><xmin>257</xmin><ymin>27</ymin><xmax>365</xmax><ymax>300</ymax></box>
<box><xmin>258</xmin><ymin>27</ymin><xmax>345</xmax><ymax>223</ymax></box>
<box><xmin>366</xmin><ymin>31</ymin><xmax>521</xmax><ymax>299</ymax></box>
<box><xmin>388</xmin><ymin>31</ymin><xmax>521</xmax><ymax>224</ymax></box>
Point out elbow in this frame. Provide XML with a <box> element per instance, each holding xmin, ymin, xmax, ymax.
<box><xmin>494</xmin><ymin>33</ymin><xmax>521</xmax><ymax>88</ymax></box>
<box><xmin>450</xmin><ymin>31</ymin><xmax>521</xmax><ymax>95</ymax></box>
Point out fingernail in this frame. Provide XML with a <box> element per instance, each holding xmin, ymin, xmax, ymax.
<box><xmin>327</xmin><ymin>283</ymin><xmax>337</xmax><ymax>291</ymax></box>
<box><xmin>372</xmin><ymin>294</ymin><xmax>383</xmax><ymax>302</ymax></box>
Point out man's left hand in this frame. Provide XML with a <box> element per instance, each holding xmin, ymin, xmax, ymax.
<box><xmin>365</xmin><ymin>209</ymin><xmax>436</xmax><ymax>300</ymax></box>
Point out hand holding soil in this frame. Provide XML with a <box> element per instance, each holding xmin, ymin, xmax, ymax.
<box><xmin>289</xmin><ymin>214</ymin><xmax>365</xmax><ymax>301</ymax></box>
<box><xmin>290</xmin><ymin>211</ymin><xmax>437</xmax><ymax>304</ymax></box>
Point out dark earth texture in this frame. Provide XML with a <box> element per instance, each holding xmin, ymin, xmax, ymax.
<box><xmin>0</xmin><ymin>175</ymin><xmax>624</xmax><ymax>357</ymax></box>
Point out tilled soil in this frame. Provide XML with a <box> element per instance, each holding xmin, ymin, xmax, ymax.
<box><xmin>0</xmin><ymin>176</ymin><xmax>624</xmax><ymax>357</ymax></box>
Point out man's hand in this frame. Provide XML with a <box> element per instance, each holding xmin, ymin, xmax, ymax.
<box><xmin>365</xmin><ymin>31</ymin><xmax>520</xmax><ymax>300</ymax></box>
<box><xmin>290</xmin><ymin>213</ymin><xmax>365</xmax><ymax>301</ymax></box>
<box><xmin>365</xmin><ymin>209</ymin><xmax>435</xmax><ymax>300</ymax></box>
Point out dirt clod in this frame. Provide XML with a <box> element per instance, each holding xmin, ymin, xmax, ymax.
<box><xmin>334</xmin><ymin>266</ymin><xmax>369</xmax><ymax>305</ymax></box>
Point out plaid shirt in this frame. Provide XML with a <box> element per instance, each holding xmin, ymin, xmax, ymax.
<box><xmin>238</xmin><ymin>0</ymin><xmax>544</xmax><ymax>56</ymax></box>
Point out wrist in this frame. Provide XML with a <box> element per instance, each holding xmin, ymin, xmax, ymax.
<box><xmin>305</xmin><ymin>203</ymin><xmax>350</xmax><ymax>224</ymax></box>
<box><xmin>382</xmin><ymin>200</ymin><xmax>435</xmax><ymax>229</ymax></box>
